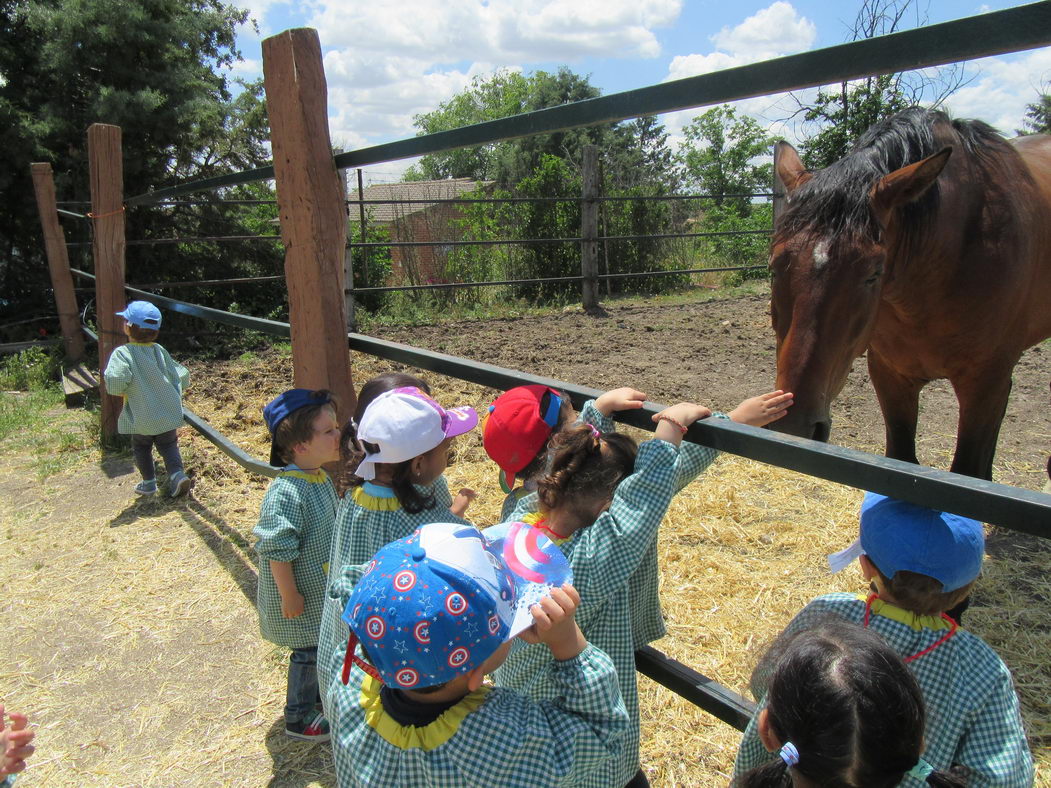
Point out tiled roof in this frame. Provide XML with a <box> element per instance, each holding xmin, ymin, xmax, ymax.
<box><xmin>347</xmin><ymin>178</ymin><xmax>491</xmax><ymax>224</ymax></box>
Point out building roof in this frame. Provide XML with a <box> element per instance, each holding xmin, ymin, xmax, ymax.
<box><xmin>347</xmin><ymin>178</ymin><xmax>491</xmax><ymax>223</ymax></box>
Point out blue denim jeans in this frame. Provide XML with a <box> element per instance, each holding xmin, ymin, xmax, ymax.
<box><xmin>285</xmin><ymin>646</ymin><xmax>320</xmax><ymax>724</ymax></box>
<box><xmin>131</xmin><ymin>430</ymin><xmax>184</xmax><ymax>481</ymax></box>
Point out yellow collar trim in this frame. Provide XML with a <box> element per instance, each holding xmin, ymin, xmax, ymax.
<box><xmin>352</xmin><ymin>485</ymin><xmax>403</xmax><ymax>511</ymax></box>
<box><xmin>128</xmin><ymin>341</ymin><xmax>155</xmax><ymax>346</ymax></box>
<box><xmin>359</xmin><ymin>674</ymin><xmax>490</xmax><ymax>750</ymax></box>
<box><xmin>521</xmin><ymin>511</ymin><xmax>572</xmax><ymax>546</ymax></box>
<box><xmin>280</xmin><ymin>469</ymin><xmax>329</xmax><ymax>484</ymax></box>
<box><xmin>855</xmin><ymin>593</ymin><xmax>952</xmax><ymax>632</ymax></box>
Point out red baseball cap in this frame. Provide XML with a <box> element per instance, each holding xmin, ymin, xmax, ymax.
<box><xmin>482</xmin><ymin>385</ymin><xmax>564</xmax><ymax>492</ymax></box>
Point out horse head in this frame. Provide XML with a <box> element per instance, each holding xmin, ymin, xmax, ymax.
<box><xmin>768</xmin><ymin>140</ymin><xmax>952</xmax><ymax>442</ymax></box>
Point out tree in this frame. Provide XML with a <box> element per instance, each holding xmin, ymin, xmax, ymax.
<box><xmin>676</xmin><ymin>105</ymin><xmax>773</xmax><ymax>213</ymax></box>
<box><xmin>0</xmin><ymin>0</ymin><xmax>274</xmax><ymax>325</ymax></box>
<box><xmin>789</xmin><ymin>0</ymin><xmax>969</xmax><ymax>168</ymax></box>
<box><xmin>1018</xmin><ymin>89</ymin><xmax>1051</xmax><ymax>135</ymax></box>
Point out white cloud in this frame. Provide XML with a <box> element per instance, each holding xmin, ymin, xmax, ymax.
<box><xmin>942</xmin><ymin>49</ymin><xmax>1051</xmax><ymax>135</ymax></box>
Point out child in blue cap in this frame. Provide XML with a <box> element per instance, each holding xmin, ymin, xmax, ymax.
<box><xmin>326</xmin><ymin>520</ymin><xmax>630</xmax><ymax>787</ymax></box>
<box><xmin>254</xmin><ymin>388</ymin><xmax>341</xmax><ymax>742</ymax></box>
<box><xmin>103</xmin><ymin>300</ymin><xmax>191</xmax><ymax>497</ymax></box>
<box><xmin>734</xmin><ymin>493</ymin><xmax>1034</xmax><ymax>785</ymax></box>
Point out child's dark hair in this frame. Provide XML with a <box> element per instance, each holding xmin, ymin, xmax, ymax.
<box><xmin>871</xmin><ymin>567</ymin><xmax>974</xmax><ymax>618</ymax></box>
<box><xmin>127</xmin><ymin>324</ymin><xmax>159</xmax><ymax>342</ymax></box>
<box><xmin>537</xmin><ymin>424</ymin><xmax>637</xmax><ymax>525</ymax></box>
<box><xmin>272</xmin><ymin>390</ymin><xmax>339</xmax><ymax>465</ymax></box>
<box><xmin>514</xmin><ymin>388</ymin><xmax>576</xmax><ymax>483</ymax></box>
<box><xmin>735</xmin><ymin>619</ymin><xmax>968</xmax><ymax>788</ymax></box>
<box><xmin>339</xmin><ymin>373</ymin><xmax>437</xmax><ymax>514</ymax></box>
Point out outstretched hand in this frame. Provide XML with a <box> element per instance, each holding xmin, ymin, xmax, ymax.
<box><xmin>595</xmin><ymin>387</ymin><xmax>648</xmax><ymax>417</ymax></box>
<box><xmin>451</xmin><ymin>487</ymin><xmax>477</xmax><ymax>517</ymax></box>
<box><xmin>728</xmin><ymin>390</ymin><xmax>794</xmax><ymax>427</ymax></box>
<box><xmin>651</xmin><ymin>402</ymin><xmax>712</xmax><ymax>445</ymax></box>
<box><xmin>0</xmin><ymin>705</ymin><xmax>35</xmax><ymax>778</ymax></box>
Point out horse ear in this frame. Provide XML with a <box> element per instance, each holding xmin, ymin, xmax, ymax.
<box><xmin>869</xmin><ymin>146</ymin><xmax>953</xmax><ymax>229</ymax></box>
<box><xmin>775</xmin><ymin>141</ymin><xmax>812</xmax><ymax>194</ymax></box>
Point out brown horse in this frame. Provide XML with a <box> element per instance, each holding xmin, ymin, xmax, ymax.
<box><xmin>769</xmin><ymin>108</ymin><xmax>1051</xmax><ymax>480</ymax></box>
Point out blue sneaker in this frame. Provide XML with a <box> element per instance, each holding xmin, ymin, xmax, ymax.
<box><xmin>169</xmin><ymin>471</ymin><xmax>191</xmax><ymax>498</ymax></box>
<box><xmin>135</xmin><ymin>479</ymin><xmax>158</xmax><ymax>496</ymax></box>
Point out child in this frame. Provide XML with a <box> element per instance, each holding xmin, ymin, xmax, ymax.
<box><xmin>103</xmin><ymin>300</ymin><xmax>192</xmax><ymax>497</ymax></box>
<box><xmin>254</xmin><ymin>388</ymin><xmax>341</xmax><ymax>742</ymax></box>
<box><xmin>0</xmin><ymin>705</ymin><xmax>35</xmax><ymax>787</ymax></box>
<box><xmin>316</xmin><ymin>384</ymin><xmax>478</xmax><ymax>706</ymax></box>
<box><xmin>733</xmin><ymin>620</ymin><xmax>966</xmax><ymax>787</ymax></box>
<box><xmin>497</xmin><ymin>391</ymin><xmax>793</xmax><ymax>788</ymax></box>
<box><xmin>483</xmin><ymin>385</ymin><xmax>648</xmax><ymax>521</ymax></box>
<box><xmin>734</xmin><ymin>493</ymin><xmax>1034</xmax><ymax>785</ymax></box>
<box><xmin>326</xmin><ymin>520</ymin><xmax>630</xmax><ymax>787</ymax></box>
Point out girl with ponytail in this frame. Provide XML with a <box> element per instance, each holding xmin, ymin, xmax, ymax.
<box><xmin>495</xmin><ymin>389</ymin><xmax>793</xmax><ymax>788</ymax></box>
<box><xmin>736</xmin><ymin>620</ymin><xmax>968</xmax><ymax>788</ymax></box>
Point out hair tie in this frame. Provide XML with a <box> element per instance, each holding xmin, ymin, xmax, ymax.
<box><xmin>779</xmin><ymin>742</ymin><xmax>800</xmax><ymax>767</ymax></box>
<box><xmin>587</xmin><ymin>424</ymin><xmax>600</xmax><ymax>439</ymax></box>
<box><xmin>907</xmin><ymin>758</ymin><xmax>934</xmax><ymax>780</ymax></box>
<box><xmin>349</xmin><ymin>417</ymin><xmax>358</xmax><ymax>432</ymax></box>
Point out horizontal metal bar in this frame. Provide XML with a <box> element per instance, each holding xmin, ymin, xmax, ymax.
<box><xmin>0</xmin><ymin>338</ymin><xmax>64</xmax><ymax>354</ymax></box>
<box><xmin>71</xmin><ymin>267</ymin><xmax>1051</xmax><ymax>532</ymax></box>
<box><xmin>345</xmin><ymin>192</ymin><xmax>774</xmax><ymax>206</ymax></box>
<box><xmin>635</xmin><ymin>646</ymin><xmax>755</xmax><ymax>731</ymax></box>
<box><xmin>347</xmin><ymin>228</ymin><xmax>770</xmax><ymax>250</ymax></box>
<box><xmin>67</xmin><ymin>235</ymin><xmax>282</xmax><ymax>249</ymax></box>
<box><xmin>131</xmin><ymin>275</ymin><xmax>285</xmax><ymax>290</ymax></box>
<box><xmin>124</xmin><ymin>3</ymin><xmax>1051</xmax><ymax>205</ymax></box>
<box><xmin>56</xmin><ymin>208</ymin><xmax>88</xmax><ymax>220</ymax></box>
<box><xmin>183</xmin><ymin>407</ymin><xmax>279</xmax><ymax>478</ymax></box>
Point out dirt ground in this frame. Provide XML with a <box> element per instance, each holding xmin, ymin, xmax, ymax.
<box><xmin>371</xmin><ymin>290</ymin><xmax>1050</xmax><ymax>489</ymax></box>
<box><xmin>2</xmin><ymin>287</ymin><xmax>1048</xmax><ymax>787</ymax></box>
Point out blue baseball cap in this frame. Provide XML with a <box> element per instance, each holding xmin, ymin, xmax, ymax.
<box><xmin>341</xmin><ymin>521</ymin><xmax>572</xmax><ymax>689</ymax></box>
<box><xmin>116</xmin><ymin>301</ymin><xmax>162</xmax><ymax>329</ymax></box>
<box><xmin>262</xmin><ymin>388</ymin><xmax>333</xmax><ymax>466</ymax></box>
<box><xmin>860</xmin><ymin>492</ymin><xmax>984</xmax><ymax>592</ymax></box>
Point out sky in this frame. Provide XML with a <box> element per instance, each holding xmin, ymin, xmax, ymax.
<box><xmin>226</xmin><ymin>0</ymin><xmax>1051</xmax><ymax>183</ymax></box>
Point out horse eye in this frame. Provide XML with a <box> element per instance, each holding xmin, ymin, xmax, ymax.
<box><xmin>864</xmin><ymin>268</ymin><xmax>883</xmax><ymax>285</ymax></box>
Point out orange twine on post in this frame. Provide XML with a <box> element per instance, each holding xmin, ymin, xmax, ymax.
<box><xmin>86</xmin><ymin>206</ymin><xmax>126</xmax><ymax>219</ymax></box>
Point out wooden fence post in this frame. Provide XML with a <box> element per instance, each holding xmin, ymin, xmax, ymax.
<box><xmin>263</xmin><ymin>28</ymin><xmax>355</xmax><ymax>419</ymax></box>
<box><xmin>580</xmin><ymin>145</ymin><xmax>600</xmax><ymax>312</ymax></box>
<box><xmin>88</xmin><ymin>123</ymin><xmax>126</xmax><ymax>441</ymax></box>
<box><xmin>30</xmin><ymin>162</ymin><xmax>86</xmax><ymax>362</ymax></box>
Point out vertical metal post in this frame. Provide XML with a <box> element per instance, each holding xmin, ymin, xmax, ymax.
<box><xmin>87</xmin><ymin>123</ymin><xmax>126</xmax><ymax>440</ymax></box>
<box><xmin>31</xmin><ymin>162</ymin><xmax>86</xmax><ymax>362</ymax></box>
<box><xmin>580</xmin><ymin>145</ymin><xmax>600</xmax><ymax>312</ymax></box>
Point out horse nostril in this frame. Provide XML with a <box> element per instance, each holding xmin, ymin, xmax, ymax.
<box><xmin>811</xmin><ymin>420</ymin><xmax>831</xmax><ymax>442</ymax></box>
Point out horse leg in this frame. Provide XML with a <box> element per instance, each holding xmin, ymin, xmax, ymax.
<box><xmin>950</xmin><ymin>371</ymin><xmax>1013</xmax><ymax>481</ymax></box>
<box><xmin>867</xmin><ymin>352</ymin><xmax>922</xmax><ymax>465</ymax></box>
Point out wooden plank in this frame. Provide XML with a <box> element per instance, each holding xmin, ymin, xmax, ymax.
<box><xmin>30</xmin><ymin>162</ymin><xmax>86</xmax><ymax>362</ymax></box>
<box><xmin>88</xmin><ymin>123</ymin><xmax>126</xmax><ymax>439</ymax></box>
<box><xmin>262</xmin><ymin>28</ymin><xmax>355</xmax><ymax>420</ymax></box>
<box><xmin>62</xmin><ymin>362</ymin><xmax>99</xmax><ymax>407</ymax></box>
<box><xmin>580</xmin><ymin>145</ymin><xmax>600</xmax><ymax>312</ymax></box>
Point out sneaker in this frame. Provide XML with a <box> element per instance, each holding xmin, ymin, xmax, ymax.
<box><xmin>135</xmin><ymin>479</ymin><xmax>158</xmax><ymax>496</ymax></box>
<box><xmin>169</xmin><ymin>471</ymin><xmax>192</xmax><ymax>498</ymax></box>
<box><xmin>284</xmin><ymin>711</ymin><xmax>330</xmax><ymax>742</ymax></box>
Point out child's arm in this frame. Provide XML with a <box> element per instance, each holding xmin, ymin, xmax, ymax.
<box><xmin>579</xmin><ymin>387</ymin><xmax>648</xmax><ymax>433</ymax></box>
<box><xmin>518</xmin><ymin>583</ymin><xmax>588</xmax><ymax>660</ymax></box>
<box><xmin>270</xmin><ymin>560</ymin><xmax>304</xmax><ymax>618</ymax></box>
<box><xmin>953</xmin><ymin>666</ymin><xmax>1034</xmax><ymax>787</ymax></box>
<box><xmin>450</xmin><ymin>487</ymin><xmax>477</xmax><ymax>518</ymax></box>
<box><xmin>727</xmin><ymin>390</ymin><xmax>793</xmax><ymax>427</ymax></box>
<box><xmin>102</xmin><ymin>346</ymin><xmax>132</xmax><ymax>395</ymax></box>
<box><xmin>0</xmin><ymin>706</ymin><xmax>35</xmax><ymax>780</ymax></box>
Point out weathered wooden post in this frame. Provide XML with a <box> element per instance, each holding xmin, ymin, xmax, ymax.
<box><xmin>263</xmin><ymin>28</ymin><xmax>355</xmax><ymax>419</ymax></box>
<box><xmin>87</xmin><ymin>123</ymin><xmax>127</xmax><ymax>441</ymax></box>
<box><xmin>580</xmin><ymin>145</ymin><xmax>600</xmax><ymax>312</ymax></box>
<box><xmin>31</xmin><ymin>162</ymin><xmax>86</xmax><ymax>362</ymax></box>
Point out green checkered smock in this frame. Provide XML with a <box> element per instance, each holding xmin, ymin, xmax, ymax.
<box><xmin>733</xmin><ymin>593</ymin><xmax>1035</xmax><ymax>786</ymax></box>
<box><xmin>103</xmin><ymin>341</ymin><xmax>189</xmax><ymax>436</ymax></box>
<box><xmin>253</xmin><ymin>470</ymin><xmax>338</xmax><ymax>649</ymax></box>
<box><xmin>318</xmin><ymin>477</ymin><xmax>471</xmax><ymax>708</ymax></box>
<box><xmin>496</xmin><ymin>431</ymin><xmax>721</xmax><ymax>788</ymax></box>
<box><xmin>328</xmin><ymin>637</ymin><xmax>629</xmax><ymax>788</ymax></box>
<box><xmin>498</xmin><ymin>400</ymin><xmax>610</xmax><ymax>522</ymax></box>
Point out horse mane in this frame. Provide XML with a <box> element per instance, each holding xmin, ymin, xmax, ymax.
<box><xmin>777</xmin><ymin>107</ymin><xmax>1010</xmax><ymax>245</ymax></box>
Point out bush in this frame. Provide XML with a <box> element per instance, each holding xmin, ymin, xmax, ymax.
<box><xmin>0</xmin><ymin>346</ymin><xmax>60</xmax><ymax>391</ymax></box>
